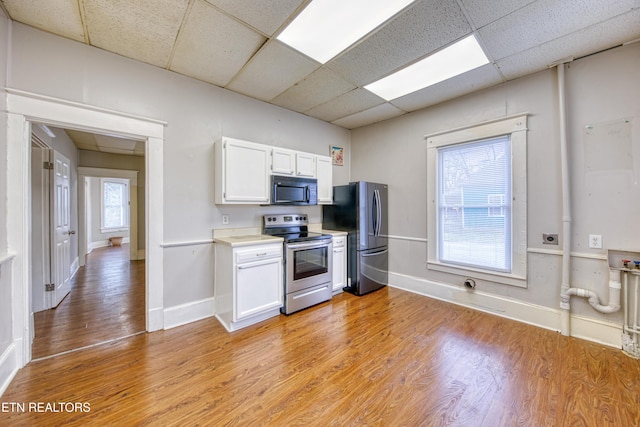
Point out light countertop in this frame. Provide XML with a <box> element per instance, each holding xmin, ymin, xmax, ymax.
<box><xmin>213</xmin><ymin>234</ymin><xmax>283</xmax><ymax>247</ymax></box>
<box><xmin>321</xmin><ymin>229</ymin><xmax>348</xmax><ymax>236</ymax></box>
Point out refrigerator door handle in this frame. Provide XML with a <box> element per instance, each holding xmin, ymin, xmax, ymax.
<box><xmin>372</xmin><ymin>191</ymin><xmax>378</xmax><ymax>237</ymax></box>
<box><xmin>374</xmin><ymin>189</ymin><xmax>382</xmax><ymax>236</ymax></box>
<box><xmin>361</xmin><ymin>248</ymin><xmax>388</xmax><ymax>257</ymax></box>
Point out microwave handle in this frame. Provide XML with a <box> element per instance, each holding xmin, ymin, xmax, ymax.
<box><xmin>306</xmin><ymin>186</ymin><xmax>310</xmax><ymax>203</ymax></box>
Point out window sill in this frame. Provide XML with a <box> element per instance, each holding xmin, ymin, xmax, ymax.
<box><xmin>101</xmin><ymin>227</ymin><xmax>129</xmax><ymax>234</ymax></box>
<box><xmin>427</xmin><ymin>260</ymin><xmax>527</xmax><ymax>288</ymax></box>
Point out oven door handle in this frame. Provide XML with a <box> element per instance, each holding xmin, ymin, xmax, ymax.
<box><xmin>287</xmin><ymin>241</ymin><xmax>331</xmax><ymax>250</ymax></box>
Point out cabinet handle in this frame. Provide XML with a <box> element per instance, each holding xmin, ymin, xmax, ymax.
<box><xmin>256</xmin><ymin>252</ymin><xmax>267</xmax><ymax>256</ymax></box>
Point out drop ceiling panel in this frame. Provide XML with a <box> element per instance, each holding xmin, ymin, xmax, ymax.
<box><xmin>204</xmin><ymin>0</ymin><xmax>305</xmax><ymax>36</ymax></box>
<box><xmin>227</xmin><ymin>41</ymin><xmax>320</xmax><ymax>101</ymax></box>
<box><xmin>332</xmin><ymin>102</ymin><xmax>406</xmax><ymax>129</ymax></box>
<box><xmin>479</xmin><ymin>0</ymin><xmax>639</xmax><ymax>61</ymax></box>
<box><xmin>170</xmin><ymin>0</ymin><xmax>266</xmax><ymax>87</ymax></box>
<box><xmin>459</xmin><ymin>0</ymin><xmax>536</xmax><ymax>28</ymax></box>
<box><xmin>328</xmin><ymin>0</ymin><xmax>473</xmax><ymax>86</ymax></box>
<box><xmin>496</xmin><ymin>11</ymin><xmax>640</xmax><ymax>80</ymax></box>
<box><xmin>391</xmin><ymin>63</ymin><xmax>503</xmax><ymax>112</ymax></box>
<box><xmin>305</xmin><ymin>89</ymin><xmax>385</xmax><ymax>122</ymax></box>
<box><xmin>2</xmin><ymin>0</ymin><xmax>85</xmax><ymax>42</ymax></box>
<box><xmin>83</xmin><ymin>0</ymin><xmax>189</xmax><ymax>68</ymax></box>
<box><xmin>2</xmin><ymin>0</ymin><xmax>639</xmax><ymax>130</ymax></box>
<box><xmin>271</xmin><ymin>67</ymin><xmax>355</xmax><ymax>113</ymax></box>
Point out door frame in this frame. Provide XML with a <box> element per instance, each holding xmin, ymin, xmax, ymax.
<box><xmin>7</xmin><ymin>88</ymin><xmax>165</xmax><ymax>367</ymax></box>
<box><xmin>30</xmin><ymin>135</ymin><xmax>51</xmax><ymax>313</ymax></box>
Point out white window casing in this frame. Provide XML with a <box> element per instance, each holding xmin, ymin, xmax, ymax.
<box><xmin>100</xmin><ymin>178</ymin><xmax>130</xmax><ymax>233</ymax></box>
<box><xmin>426</xmin><ymin>114</ymin><xmax>528</xmax><ymax>287</ymax></box>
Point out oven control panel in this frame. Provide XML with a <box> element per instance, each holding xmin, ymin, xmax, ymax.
<box><xmin>263</xmin><ymin>214</ymin><xmax>308</xmax><ymax>228</ymax></box>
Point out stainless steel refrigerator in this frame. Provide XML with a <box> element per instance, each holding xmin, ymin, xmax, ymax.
<box><xmin>322</xmin><ymin>182</ymin><xmax>388</xmax><ymax>295</ymax></box>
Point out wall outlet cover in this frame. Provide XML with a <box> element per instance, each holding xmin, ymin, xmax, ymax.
<box><xmin>589</xmin><ymin>234</ymin><xmax>602</xmax><ymax>249</ymax></box>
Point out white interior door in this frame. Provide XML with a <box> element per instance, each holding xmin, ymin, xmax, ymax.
<box><xmin>50</xmin><ymin>150</ymin><xmax>72</xmax><ymax>307</ymax></box>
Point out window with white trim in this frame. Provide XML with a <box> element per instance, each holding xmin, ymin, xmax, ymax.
<box><xmin>426</xmin><ymin>114</ymin><xmax>528</xmax><ymax>287</ymax></box>
<box><xmin>101</xmin><ymin>178</ymin><xmax>129</xmax><ymax>232</ymax></box>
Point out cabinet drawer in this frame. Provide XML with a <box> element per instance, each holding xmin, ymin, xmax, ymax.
<box><xmin>332</xmin><ymin>236</ymin><xmax>345</xmax><ymax>248</ymax></box>
<box><xmin>235</xmin><ymin>245</ymin><xmax>281</xmax><ymax>264</ymax></box>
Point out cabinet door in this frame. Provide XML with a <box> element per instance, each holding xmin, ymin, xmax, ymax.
<box><xmin>332</xmin><ymin>237</ymin><xmax>346</xmax><ymax>291</ymax></box>
<box><xmin>271</xmin><ymin>148</ymin><xmax>295</xmax><ymax>175</ymax></box>
<box><xmin>223</xmin><ymin>138</ymin><xmax>270</xmax><ymax>203</ymax></box>
<box><xmin>235</xmin><ymin>257</ymin><xmax>282</xmax><ymax>320</ymax></box>
<box><xmin>317</xmin><ymin>155</ymin><xmax>333</xmax><ymax>204</ymax></box>
<box><xmin>296</xmin><ymin>152</ymin><xmax>316</xmax><ymax>178</ymax></box>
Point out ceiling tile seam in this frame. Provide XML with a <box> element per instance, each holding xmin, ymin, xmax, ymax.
<box><xmin>78</xmin><ymin>0</ymin><xmax>90</xmax><ymax>44</ymax></box>
<box><xmin>301</xmin><ymin>89</ymin><xmax>386</xmax><ymax>118</ymax></box>
<box><xmin>454</xmin><ymin>0</ymin><xmax>479</xmax><ymax>32</ymax></box>
<box><xmin>165</xmin><ymin>0</ymin><xmax>197</xmax><ymax>71</ymax></box>
<box><xmin>260</xmin><ymin>62</ymin><xmax>340</xmax><ymax>105</ymax></box>
<box><xmin>271</xmin><ymin>0</ymin><xmax>313</xmax><ymax>39</ymax></box>
<box><xmin>459</xmin><ymin>0</ymin><xmax>538</xmax><ymax>31</ymax></box>
<box><xmin>225</xmin><ymin>39</ymin><xmax>314</xmax><ymax>92</ymax></box>
<box><xmin>203</xmin><ymin>1</ymin><xmax>275</xmax><ymax>38</ymax></box>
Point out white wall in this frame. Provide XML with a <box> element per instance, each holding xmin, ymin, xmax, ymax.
<box><xmin>351</xmin><ymin>42</ymin><xmax>640</xmax><ymax>344</ymax></box>
<box><xmin>0</xmin><ymin>10</ymin><xmax>14</xmax><ymax>394</ymax></box>
<box><xmin>7</xmin><ymin>23</ymin><xmax>351</xmax><ymax>310</ymax></box>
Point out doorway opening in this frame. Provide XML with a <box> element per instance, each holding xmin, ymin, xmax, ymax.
<box><xmin>29</xmin><ymin>125</ymin><xmax>148</xmax><ymax>359</ymax></box>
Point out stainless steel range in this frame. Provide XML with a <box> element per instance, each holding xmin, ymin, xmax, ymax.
<box><xmin>263</xmin><ymin>214</ymin><xmax>333</xmax><ymax>315</ymax></box>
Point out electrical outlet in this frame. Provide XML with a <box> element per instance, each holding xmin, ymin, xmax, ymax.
<box><xmin>222</xmin><ymin>214</ymin><xmax>229</xmax><ymax>225</ymax></box>
<box><xmin>589</xmin><ymin>234</ymin><xmax>602</xmax><ymax>249</ymax></box>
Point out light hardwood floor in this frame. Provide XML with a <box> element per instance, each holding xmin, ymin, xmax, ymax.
<box><xmin>31</xmin><ymin>244</ymin><xmax>145</xmax><ymax>359</ymax></box>
<box><xmin>3</xmin><ymin>272</ymin><xmax>640</xmax><ymax>425</ymax></box>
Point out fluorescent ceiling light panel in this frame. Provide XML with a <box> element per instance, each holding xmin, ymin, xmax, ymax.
<box><xmin>365</xmin><ymin>35</ymin><xmax>490</xmax><ymax>101</ymax></box>
<box><xmin>277</xmin><ymin>0</ymin><xmax>415</xmax><ymax>64</ymax></box>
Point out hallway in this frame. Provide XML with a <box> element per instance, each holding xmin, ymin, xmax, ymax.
<box><xmin>32</xmin><ymin>244</ymin><xmax>145</xmax><ymax>359</ymax></box>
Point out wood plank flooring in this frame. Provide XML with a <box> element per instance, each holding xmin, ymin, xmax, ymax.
<box><xmin>4</xmin><ymin>285</ymin><xmax>640</xmax><ymax>426</ymax></box>
<box><xmin>31</xmin><ymin>244</ymin><xmax>145</xmax><ymax>359</ymax></box>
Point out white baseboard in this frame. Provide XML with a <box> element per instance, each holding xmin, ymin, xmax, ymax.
<box><xmin>147</xmin><ymin>307</ymin><xmax>164</xmax><ymax>332</ymax></box>
<box><xmin>88</xmin><ymin>237</ymin><xmax>131</xmax><ymax>251</ymax></box>
<box><xmin>388</xmin><ymin>271</ymin><xmax>623</xmax><ymax>348</ymax></box>
<box><xmin>0</xmin><ymin>343</ymin><xmax>19</xmax><ymax>397</ymax></box>
<box><xmin>163</xmin><ymin>298</ymin><xmax>215</xmax><ymax>330</ymax></box>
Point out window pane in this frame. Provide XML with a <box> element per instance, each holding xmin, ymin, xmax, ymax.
<box><xmin>438</xmin><ymin>136</ymin><xmax>511</xmax><ymax>272</ymax></box>
<box><xmin>103</xmin><ymin>181</ymin><xmax>127</xmax><ymax>229</ymax></box>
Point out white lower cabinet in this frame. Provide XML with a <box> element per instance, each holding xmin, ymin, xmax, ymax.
<box><xmin>215</xmin><ymin>242</ymin><xmax>283</xmax><ymax>331</ymax></box>
<box><xmin>332</xmin><ymin>235</ymin><xmax>347</xmax><ymax>293</ymax></box>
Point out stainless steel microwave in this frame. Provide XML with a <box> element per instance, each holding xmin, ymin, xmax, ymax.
<box><xmin>271</xmin><ymin>176</ymin><xmax>318</xmax><ymax>205</ymax></box>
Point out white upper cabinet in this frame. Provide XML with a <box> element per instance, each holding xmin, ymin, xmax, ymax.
<box><xmin>215</xmin><ymin>137</ymin><xmax>270</xmax><ymax>204</ymax></box>
<box><xmin>271</xmin><ymin>148</ymin><xmax>317</xmax><ymax>178</ymax></box>
<box><xmin>295</xmin><ymin>152</ymin><xmax>316</xmax><ymax>178</ymax></box>
<box><xmin>271</xmin><ymin>148</ymin><xmax>296</xmax><ymax>176</ymax></box>
<box><xmin>216</xmin><ymin>137</ymin><xmax>334</xmax><ymax>205</ymax></box>
<box><xmin>316</xmin><ymin>155</ymin><xmax>333</xmax><ymax>204</ymax></box>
